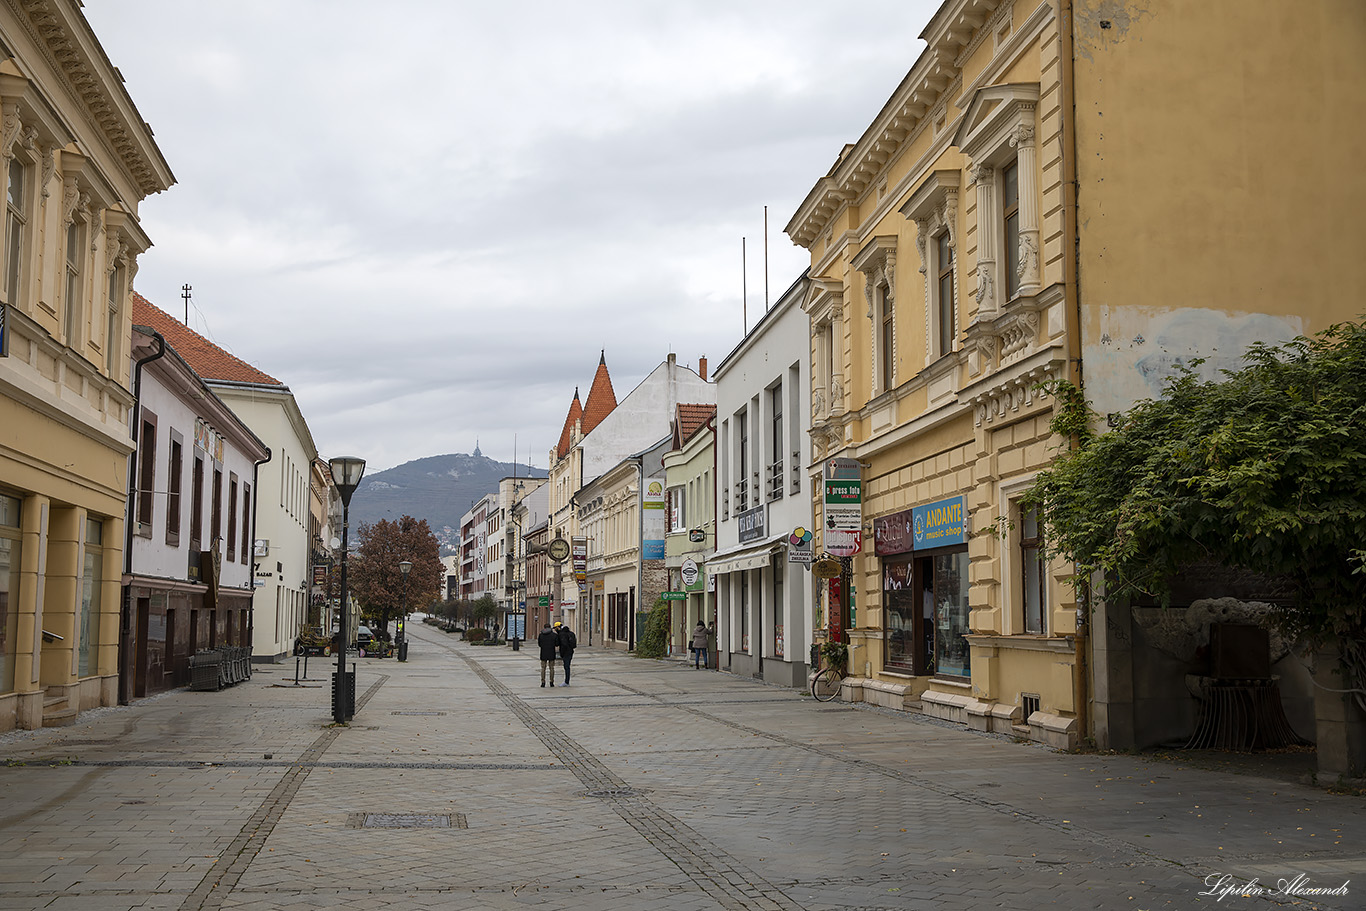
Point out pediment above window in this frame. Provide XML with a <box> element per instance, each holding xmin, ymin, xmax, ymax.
<box><xmin>852</xmin><ymin>235</ymin><xmax>897</xmax><ymax>319</ymax></box>
<box><xmin>900</xmin><ymin>169</ymin><xmax>961</xmax><ymax>270</ymax></box>
<box><xmin>803</xmin><ymin>278</ymin><xmax>845</xmax><ymax>326</ymax></box>
<box><xmin>953</xmin><ymin>83</ymin><xmax>1040</xmax><ymax>165</ymax></box>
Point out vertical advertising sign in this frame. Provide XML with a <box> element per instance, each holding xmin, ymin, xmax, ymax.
<box><xmin>572</xmin><ymin>536</ymin><xmax>588</xmax><ymax>596</ymax></box>
<box><xmin>823</xmin><ymin>457</ymin><xmax>862</xmax><ymax>556</ymax></box>
<box><xmin>642</xmin><ymin>477</ymin><xmax>666</xmax><ymax>559</ymax></box>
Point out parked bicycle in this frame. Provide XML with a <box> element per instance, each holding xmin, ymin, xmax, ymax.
<box><xmin>810</xmin><ymin>640</ymin><xmax>849</xmax><ymax>703</ymax></box>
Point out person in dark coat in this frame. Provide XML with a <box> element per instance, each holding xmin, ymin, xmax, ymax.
<box><xmin>537</xmin><ymin>621</ymin><xmax>559</xmax><ymax>687</ymax></box>
<box><xmin>556</xmin><ymin>621</ymin><xmax>577</xmax><ymax>685</ymax></box>
<box><xmin>690</xmin><ymin>621</ymin><xmax>709</xmax><ymax>669</ymax></box>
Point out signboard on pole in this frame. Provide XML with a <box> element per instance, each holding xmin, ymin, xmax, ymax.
<box><xmin>642</xmin><ymin>478</ymin><xmax>666</xmax><ymax>559</ymax></box>
<box><xmin>787</xmin><ymin>526</ymin><xmax>814</xmax><ymax>564</ymax></box>
<box><xmin>823</xmin><ymin>458</ymin><xmax>862</xmax><ymax>556</ymax></box>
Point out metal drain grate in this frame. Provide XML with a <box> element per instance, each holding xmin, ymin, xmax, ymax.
<box><xmin>390</xmin><ymin>711</ymin><xmax>446</xmax><ymax>716</ymax></box>
<box><xmin>347</xmin><ymin>812</ymin><xmax>466</xmax><ymax>829</ymax></box>
<box><xmin>583</xmin><ymin>787</ymin><xmax>642</xmax><ymax>799</ymax></box>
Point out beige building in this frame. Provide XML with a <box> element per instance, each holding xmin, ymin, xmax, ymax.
<box><xmin>0</xmin><ymin>3</ymin><xmax>173</xmax><ymax>730</ymax></box>
<box><xmin>787</xmin><ymin>0</ymin><xmax>1366</xmax><ymax>750</ymax></box>
<box><xmin>662</xmin><ymin>404</ymin><xmax>716</xmax><ymax>660</ymax></box>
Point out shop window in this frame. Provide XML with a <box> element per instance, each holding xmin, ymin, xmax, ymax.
<box><xmin>772</xmin><ymin>553</ymin><xmax>784</xmax><ymax>658</ymax></box>
<box><xmin>740</xmin><ymin>571</ymin><xmax>750</xmax><ymax>652</ymax></box>
<box><xmin>0</xmin><ymin>494</ymin><xmax>20</xmax><ymax>693</ymax></box>
<box><xmin>79</xmin><ymin>517</ymin><xmax>104</xmax><ymax>678</ymax></box>
<box><xmin>882</xmin><ymin>558</ymin><xmax>923</xmax><ymax>673</ymax></box>
<box><xmin>927</xmin><ymin>551</ymin><xmax>971</xmax><ymax>678</ymax></box>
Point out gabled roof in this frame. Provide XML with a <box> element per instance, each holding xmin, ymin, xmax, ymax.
<box><xmin>555</xmin><ymin>388</ymin><xmax>583</xmax><ymax>460</ymax></box>
<box><xmin>131</xmin><ymin>292</ymin><xmax>282</xmax><ymax>387</ymax></box>
<box><xmin>580</xmin><ymin>349</ymin><xmax>617</xmax><ymax>434</ymax></box>
<box><xmin>673</xmin><ymin>403</ymin><xmax>716</xmax><ymax>448</ymax></box>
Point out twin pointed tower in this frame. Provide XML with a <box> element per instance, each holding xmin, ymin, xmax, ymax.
<box><xmin>555</xmin><ymin>350</ymin><xmax>618</xmax><ymax>460</ymax></box>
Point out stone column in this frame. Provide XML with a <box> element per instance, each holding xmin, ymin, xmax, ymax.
<box><xmin>971</xmin><ymin>164</ymin><xmax>996</xmax><ymax>319</ymax></box>
<box><xmin>14</xmin><ymin>495</ymin><xmax>47</xmax><ymax>729</ymax></box>
<box><xmin>1313</xmin><ymin>646</ymin><xmax>1366</xmax><ymax>781</ymax></box>
<box><xmin>99</xmin><ymin>516</ymin><xmax>123</xmax><ymax>706</ymax></box>
<box><xmin>1011</xmin><ymin>110</ymin><xmax>1041</xmax><ymax>296</ymax></box>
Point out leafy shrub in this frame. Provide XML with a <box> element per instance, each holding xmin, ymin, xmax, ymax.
<box><xmin>466</xmin><ymin>628</ymin><xmax>488</xmax><ymax>644</ymax></box>
<box><xmin>635</xmin><ymin>599</ymin><xmax>671</xmax><ymax>659</ymax></box>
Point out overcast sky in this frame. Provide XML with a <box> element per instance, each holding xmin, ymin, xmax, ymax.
<box><xmin>84</xmin><ymin>1</ymin><xmax>939</xmax><ymax>473</ymax></box>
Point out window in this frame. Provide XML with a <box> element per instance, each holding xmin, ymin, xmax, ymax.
<box><xmin>936</xmin><ymin>232</ymin><xmax>955</xmax><ymax>356</ymax></box>
<box><xmin>79</xmin><ymin>517</ymin><xmax>103</xmax><ymax>678</ymax></box>
<box><xmin>191</xmin><ymin>456</ymin><xmax>204</xmax><ymax>550</ymax></box>
<box><xmin>106</xmin><ymin>266</ymin><xmax>124</xmax><ymax>375</ymax></box>
<box><xmin>241</xmin><ymin>483</ymin><xmax>250</xmax><ymax>564</ymax></box>
<box><xmin>768</xmin><ymin>384</ymin><xmax>784</xmax><ymax>501</ymax></box>
<box><xmin>137</xmin><ymin>416</ymin><xmax>156</xmax><ymax>535</ymax></box>
<box><xmin>1021</xmin><ymin>505</ymin><xmax>1046</xmax><ymax>634</ymax></box>
<box><xmin>739</xmin><ymin>571</ymin><xmax>750</xmax><ymax>652</ymax></box>
<box><xmin>879</xmin><ymin>287</ymin><xmax>894</xmax><ymax>390</ymax></box>
<box><xmin>667</xmin><ymin>486</ymin><xmax>686</xmax><ymax>533</ymax></box>
<box><xmin>211</xmin><ymin>467</ymin><xmax>222</xmax><ymax>545</ymax></box>
<box><xmin>1002</xmin><ymin>160</ymin><xmax>1020</xmax><ymax>301</ymax></box>
<box><xmin>227</xmin><ymin>475</ymin><xmax>238</xmax><ymax>563</ymax></box>
<box><xmin>0</xmin><ymin>494</ymin><xmax>21</xmax><ymax>693</ymax></box>
<box><xmin>64</xmin><ymin>218</ymin><xmax>84</xmax><ymax>346</ymax></box>
<box><xmin>735</xmin><ymin>409</ymin><xmax>748</xmax><ymax>512</ymax></box>
<box><xmin>772</xmin><ymin>553</ymin><xmax>784</xmax><ymax>658</ymax></box>
<box><xmin>166</xmin><ymin>436</ymin><xmax>183</xmax><ymax>545</ymax></box>
<box><xmin>882</xmin><ymin>558</ymin><xmax>919</xmax><ymax>672</ymax></box>
<box><xmin>4</xmin><ymin>157</ymin><xmax>26</xmax><ymax>305</ymax></box>
<box><xmin>900</xmin><ymin>171</ymin><xmax>959</xmax><ymax>367</ymax></box>
<box><xmin>928</xmin><ymin>551</ymin><xmax>971</xmax><ymax>678</ymax></box>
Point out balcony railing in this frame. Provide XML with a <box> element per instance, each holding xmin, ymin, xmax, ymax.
<box><xmin>732</xmin><ymin>479</ymin><xmax>748</xmax><ymax>512</ymax></box>
<box><xmin>767</xmin><ymin>459</ymin><xmax>785</xmax><ymax>500</ymax></box>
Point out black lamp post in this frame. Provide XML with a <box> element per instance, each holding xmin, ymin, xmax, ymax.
<box><xmin>397</xmin><ymin>559</ymin><xmax>412</xmax><ymax>661</ymax></box>
<box><xmin>329</xmin><ymin>456</ymin><xmax>365</xmax><ymax>723</ymax></box>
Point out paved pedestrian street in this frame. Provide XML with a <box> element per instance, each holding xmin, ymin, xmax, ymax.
<box><xmin>0</xmin><ymin>624</ymin><xmax>1361</xmax><ymax>911</ymax></box>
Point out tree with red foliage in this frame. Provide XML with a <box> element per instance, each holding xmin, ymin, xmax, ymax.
<box><xmin>348</xmin><ymin>515</ymin><xmax>443</xmax><ymax>638</ymax></box>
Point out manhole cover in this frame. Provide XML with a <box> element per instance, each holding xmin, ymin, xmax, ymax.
<box><xmin>390</xmin><ymin>711</ymin><xmax>446</xmax><ymax>716</ymax></box>
<box><xmin>584</xmin><ymin>787</ymin><xmax>642</xmax><ymax>799</ymax></box>
<box><xmin>347</xmin><ymin>813</ymin><xmax>466</xmax><ymax>829</ymax></box>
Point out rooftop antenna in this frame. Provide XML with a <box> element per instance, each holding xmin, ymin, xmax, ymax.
<box><xmin>742</xmin><ymin>237</ymin><xmax>747</xmax><ymax>334</ymax></box>
<box><xmin>764</xmin><ymin>205</ymin><xmax>770</xmax><ymax>311</ymax></box>
<box><xmin>181</xmin><ymin>283</ymin><xmax>192</xmax><ymax>326</ymax></box>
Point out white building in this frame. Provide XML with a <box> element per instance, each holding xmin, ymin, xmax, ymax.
<box><xmin>711</xmin><ymin>274</ymin><xmax>814</xmax><ymax>688</ymax></box>
<box><xmin>124</xmin><ymin>324</ymin><xmax>269</xmax><ymax>697</ymax></box>
<box><xmin>132</xmin><ymin>294</ymin><xmax>319</xmax><ymax>663</ymax></box>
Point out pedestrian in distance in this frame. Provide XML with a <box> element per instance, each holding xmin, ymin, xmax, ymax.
<box><xmin>691</xmin><ymin>621</ymin><xmax>709</xmax><ymax>669</ymax></box>
<box><xmin>537</xmin><ymin>621</ymin><xmax>559</xmax><ymax>687</ymax></box>
<box><xmin>556</xmin><ymin>621</ymin><xmax>577</xmax><ymax>685</ymax></box>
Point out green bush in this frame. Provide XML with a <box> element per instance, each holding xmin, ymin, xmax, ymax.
<box><xmin>635</xmin><ymin>599</ymin><xmax>671</xmax><ymax>659</ymax></box>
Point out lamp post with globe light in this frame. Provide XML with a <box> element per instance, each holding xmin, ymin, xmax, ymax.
<box><xmin>329</xmin><ymin>456</ymin><xmax>365</xmax><ymax>723</ymax></box>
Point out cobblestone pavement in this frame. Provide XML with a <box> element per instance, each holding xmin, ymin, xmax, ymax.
<box><xmin>0</xmin><ymin>623</ymin><xmax>1361</xmax><ymax>911</ymax></box>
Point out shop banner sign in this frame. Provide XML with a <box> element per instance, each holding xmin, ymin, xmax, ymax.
<box><xmin>737</xmin><ymin>504</ymin><xmax>767</xmax><ymax>543</ymax></box>
<box><xmin>572</xmin><ymin>537</ymin><xmax>588</xmax><ymax>584</ymax></box>
<box><xmin>874</xmin><ymin>508</ymin><xmax>915</xmax><ymax>556</ymax></box>
<box><xmin>642</xmin><ymin>478</ymin><xmax>666</xmax><ymax>559</ymax></box>
<box><xmin>913</xmin><ymin>495</ymin><xmax>967</xmax><ymax>549</ymax></box>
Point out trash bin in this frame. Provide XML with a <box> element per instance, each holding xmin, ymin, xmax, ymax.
<box><xmin>331</xmin><ymin>670</ymin><xmax>356</xmax><ymax>720</ymax></box>
<box><xmin>397</xmin><ymin>640</ymin><xmax>409</xmax><ymax>662</ymax></box>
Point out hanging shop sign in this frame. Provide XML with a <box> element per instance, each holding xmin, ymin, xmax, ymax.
<box><xmin>788</xmin><ymin>526</ymin><xmax>814</xmax><ymax>564</ymax></box>
<box><xmin>680</xmin><ymin>558</ymin><xmax>701</xmax><ymax>590</ymax></box>
<box><xmin>811</xmin><ymin>556</ymin><xmax>842</xmax><ymax>579</ymax></box>
<box><xmin>823</xmin><ymin>458</ymin><xmax>862</xmax><ymax>556</ymax></box>
<box><xmin>688</xmin><ymin>528</ymin><xmax>706</xmax><ymax>543</ymax></box>
<box><xmin>642</xmin><ymin>478</ymin><xmax>666</xmax><ymax>559</ymax></box>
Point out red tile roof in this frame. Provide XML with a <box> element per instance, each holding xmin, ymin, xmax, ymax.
<box><xmin>555</xmin><ymin>389</ymin><xmax>583</xmax><ymax>460</ymax></box>
<box><xmin>580</xmin><ymin>350</ymin><xmax>617</xmax><ymax>435</ymax></box>
<box><xmin>675</xmin><ymin>403</ymin><xmax>715</xmax><ymax>446</ymax></box>
<box><xmin>131</xmin><ymin>292</ymin><xmax>282</xmax><ymax>386</ymax></box>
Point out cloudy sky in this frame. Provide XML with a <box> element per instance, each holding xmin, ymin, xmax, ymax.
<box><xmin>84</xmin><ymin>0</ymin><xmax>939</xmax><ymax>473</ymax></box>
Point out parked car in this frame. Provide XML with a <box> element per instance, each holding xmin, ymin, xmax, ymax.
<box><xmin>357</xmin><ymin>625</ymin><xmax>374</xmax><ymax>647</ymax></box>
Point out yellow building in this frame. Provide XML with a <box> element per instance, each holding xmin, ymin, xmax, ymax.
<box><xmin>0</xmin><ymin>2</ymin><xmax>173</xmax><ymax>730</ymax></box>
<box><xmin>787</xmin><ymin>0</ymin><xmax>1366</xmax><ymax>749</ymax></box>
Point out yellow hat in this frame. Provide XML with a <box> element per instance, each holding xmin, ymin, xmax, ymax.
<box><xmin>553</xmin><ymin>621</ymin><xmax>562</xmax><ymax>627</ymax></box>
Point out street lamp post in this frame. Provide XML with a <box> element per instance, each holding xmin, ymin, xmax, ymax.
<box><xmin>329</xmin><ymin>456</ymin><xmax>365</xmax><ymax>723</ymax></box>
<box><xmin>397</xmin><ymin>559</ymin><xmax>412</xmax><ymax>661</ymax></box>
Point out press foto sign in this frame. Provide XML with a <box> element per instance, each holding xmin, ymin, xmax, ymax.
<box><xmin>824</xmin><ymin>457</ymin><xmax>862</xmax><ymax>557</ymax></box>
<box><xmin>912</xmin><ymin>495</ymin><xmax>967</xmax><ymax>548</ymax></box>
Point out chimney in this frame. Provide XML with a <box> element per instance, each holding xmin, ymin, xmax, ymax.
<box><xmin>698</xmin><ymin>355</ymin><xmax>708</xmax><ymax>381</ymax></box>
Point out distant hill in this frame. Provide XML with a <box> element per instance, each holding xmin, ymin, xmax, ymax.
<box><xmin>348</xmin><ymin>453</ymin><xmax>547</xmax><ymax>552</ymax></box>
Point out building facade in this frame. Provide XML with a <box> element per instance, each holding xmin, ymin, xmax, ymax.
<box><xmin>0</xmin><ymin>3</ymin><xmax>173</xmax><ymax>730</ymax></box>
<box><xmin>711</xmin><ymin>275</ymin><xmax>814</xmax><ymax>688</ymax></box>
<box><xmin>662</xmin><ymin>404</ymin><xmax>716</xmax><ymax>661</ymax></box>
<box><xmin>786</xmin><ymin>0</ymin><xmax>1366</xmax><ymax>751</ymax></box>
<box><xmin>122</xmin><ymin>325</ymin><xmax>268</xmax><ymax>698</ymax></box>
<box><xmin>132</xmin><ymin>295</ymin><xmax>318</xmax><ymax>664</ymax></box>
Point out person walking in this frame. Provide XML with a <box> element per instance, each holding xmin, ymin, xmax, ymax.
<box><xmin>556</xmin><ymin>621</ymin><xmax>578</xmax><ymax>685</ymax></box>
<box><xmin>537</xmin><ymin>621</ymin><xmax>559</xmax><ymax>687</ymax></box>
<box><xmin>690</xmin><ymin>621</ymin><xmax>709</xmax><ymax>669</ymax></box>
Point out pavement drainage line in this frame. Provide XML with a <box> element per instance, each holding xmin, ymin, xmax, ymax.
<box><xmin>607</xmin><ymin>679</ymin><xmax>1176</xmax><ymax>872</ymax></box>
<box><xmin>68</xmin><ymin>759</ymin><xmax>559</xmax><ymax>770</ymax></box>
<box><xmin>454</xmin><ymin>647</ymin><xmax>811</xmax><ymax>911</ymax></box>
<box><xmin>179</xmin><ymin>673</ymin><xmax>389</xmax><ymax>911</ymax></box>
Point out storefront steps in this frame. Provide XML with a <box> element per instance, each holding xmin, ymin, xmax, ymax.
<box><xmin>41</xmin><ymin>688</ymin><xmax>78</xmax><ymax>728</ymax></box>
<box><xmin>836</xmin><ymin>679</ymin><xmax>1079</xmax><ymax>751</ymax></box>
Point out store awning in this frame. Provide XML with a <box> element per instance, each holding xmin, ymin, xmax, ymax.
<box><xmin>706</xmin><ymin>532</ymin><xmax>787</xmax><ymax>576</ymax></box>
